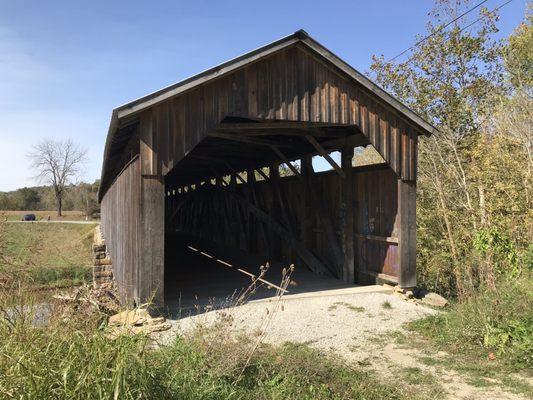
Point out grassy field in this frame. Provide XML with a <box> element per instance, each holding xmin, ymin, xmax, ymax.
<box><xmin>2</xmin><ymin>210</ymin><xmax>95</xmax><ymax>221</ymax></box>
<box><xmin>0</xmin><ymin>221</ymin><xmax>94</xmax><ymax>290</ymax></box>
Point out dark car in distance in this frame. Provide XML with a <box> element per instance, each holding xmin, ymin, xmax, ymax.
<box><xmin>21</xmin><ymin>213</ymin><xmax>36</xmax><ymax>221</ymax></box>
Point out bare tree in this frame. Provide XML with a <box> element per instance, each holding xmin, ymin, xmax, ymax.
<box><xmin>28</xmin><ymin>138</ymin><xmax>87</xmax><ymax>216</ymax></box>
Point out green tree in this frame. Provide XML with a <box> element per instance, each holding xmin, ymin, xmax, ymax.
<box><xmin>371</xmin><ymin>0</ymin><xmax>530</xmax><ymax>297</ymax></box>
<box><xmin>505</xmin><ymin>5</ymin><xmax>533</xmax><ymax>91</ymax></box>
<box><xmin>16</xmin><ymin>187</ymin><xmax>41</xmax><ymax>210</ymax></box>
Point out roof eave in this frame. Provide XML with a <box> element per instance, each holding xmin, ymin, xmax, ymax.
<box><xmin>297</xmin><ymin>35</ymin><xmax>438</xmax><ymax>136</ymax></box>
<box><xmin>97</xmin><ymin>110</ymin><xmax>119</xmax><ymax>202</ymax></box>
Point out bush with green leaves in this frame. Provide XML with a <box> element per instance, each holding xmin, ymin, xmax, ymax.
<box><xmin>410</xmin><ymin>276</ymin><xmax>532</xmax><ymax>369</ymax></box>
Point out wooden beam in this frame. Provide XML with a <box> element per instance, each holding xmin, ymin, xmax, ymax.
<box><xmin>139</xmin><ymin>175</ymin><xmax>165</xmax><ymax>305</ymax></box>
<box><xmin>218</xmin><ymin>121</ymin><xmax>357</xmax><ymax>131</ymax></box>
<box><xmin>269</xmin><ymin>162</ymin><xmax>281</xmax><ymax>260</ymax></box>
<box><xmin>320</xmin><ymin>134</ymin><xmax>369</xmax><ymax>150</ymax></box>
<box><xmin>209</xmin><ymin>131</ymin><xmax>293</xmax><ymax>148</ymax></box>
<box><xmin>224</xmin><ymin>163</ymin><xmax>246</xmax><ymax>184</ymax></box>
<box><xmin>398</xmin><ymin>179</ymin><xmax>416</xmax><ymax>288</ymax></box>
<box><xmin>255</xmin><ymin>167</ymin><xmax>270</xmax><ymax>181</ymax></box>
<box><xmin>305</xmin><ymin>135</ymin><xmax>345</xmax><ymax>178</ymax></box>
<box><xmin>340</xmin><ymin>147</ymin><xmax>355</xmax><ymax>283</ymax></box>
<box><xmin>226</xmin><ymin>191</ymin><xmax>332</xmax><ymax>276</ymax></box>
<box><xmin>355</xmin><ymin>233</ymin><xmax>399</xmax><ymax>244</ymax></box>
<box><xmin>232</xmin><ymin>129</ymin><xmax>345</xmax><ymax>138</ymax></box>
<box><xmin>270</xmin><ymin>146</ymin><xmax>301</xmax><ymax>177</ymax></box>
<box><xmin>301</xmin><ymin>156</ymin><xmax>313</xmax><ymax>251</ymax></box>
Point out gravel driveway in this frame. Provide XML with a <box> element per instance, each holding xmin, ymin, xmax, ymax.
<box><xmin>160</xmin><ymin>287</ymin><xmax>436</xmax><ymax>360</ymax></box>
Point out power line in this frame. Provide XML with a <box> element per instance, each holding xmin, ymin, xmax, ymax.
<box><xmin>387</xmin><ymin>0</ymin><xmax>490</xmax><ymax>63</ymax></box>
<box><xmin>455</xmin><ymin>0</ymin><xmax>513</xmax><ymax>35</ymax></box>
<box><xmin>382</xmin><ymin>0</ymin><xmax>515</xmax><ymax>133</ymax></box>
<box><xmin>385</xmin><ymin>0</ymin><xmax>514</xmax><ymax>87</ymax></box>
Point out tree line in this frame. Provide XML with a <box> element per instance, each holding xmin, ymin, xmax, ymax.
<box><xmin>0</xmin><ymin>181</ymin><xmax>100</xmax><ymax>217</ymax></box>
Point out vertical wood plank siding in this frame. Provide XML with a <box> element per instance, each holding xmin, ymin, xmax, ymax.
<box><xmin>142</xmin><ymin>45</ymin><xmax>419</xmax><ymax>182</ymax></box>
<box><xmin>101</xmin><ymin>157</ymin><xmax>140</xmax><ymax>303</ymax></box>
<box><xmin>101</xmin><ymin>42</ymin><xmax>422</xmax><ymax>303</ymax></box>
<box><xmin>168</xmin><ymin>165</ymin><xmax>400</xmax><ymax>281</ymax></box>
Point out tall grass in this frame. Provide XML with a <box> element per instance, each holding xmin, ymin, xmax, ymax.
<box><xmin>409</xmin><ymin>275</ymin><xmax>533</xmax><ymax>369</ymax></box>
<box><xmin>0</xmin><ymin>287</ymin><xmax>403</xmax><ymax>400</ymax></box>
<box><xmin>0</xmin><ymin>221</ymin><xmax>93</xmax><ymax>290</ymax></box>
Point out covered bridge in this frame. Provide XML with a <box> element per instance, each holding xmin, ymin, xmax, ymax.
<box><xmin>98</xmin><ymin>30</ymin><xmax>435</xmax><ymax>306</ymax></box>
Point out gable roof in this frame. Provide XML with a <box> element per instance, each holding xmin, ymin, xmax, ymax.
<box><xmin>112</xmin><ymin>29</ymin><xmax>436</xmax><ymax>132</ymax></box>
<box><xmin>100</xmin><ymin>30</ymin><xmax>436</xmax><ymax>200</ymax></box>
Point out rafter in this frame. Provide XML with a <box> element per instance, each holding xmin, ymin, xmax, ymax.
<box><xmin>306</xmin><ymin>135</ymin><xmax>345</xmax><ymax>178</ymax></box>
<box><xmin>270</xmin><ymin>146</ymin><xmax>301</xmax><ymax>177</ymax></box>
<box><xmin>255</xmin><ymin>167</ymin><xmax>270</xmax><ymax>181</ymax></box>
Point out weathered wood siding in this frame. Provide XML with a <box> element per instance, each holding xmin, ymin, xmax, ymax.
<box><xmin>101</xmin><ymin>157</ymin><xmax>141</xmax><ymax>302</ymax></box>
<box><xmin>101</xmin><ymin>41</ymin><xmax>422</xmax><ymax>303</ymax></box>
<box><xmin>168</xmin><ymin>164</ymin><xmax>400</xmax><ymax>281</ymax></box>
<box><xmin>354</xmin><ymin>167</ymin><xmax>399</xmax><ymax>281</ymax></box>
<box><xmin>141</xmin><ymin>45</ymin><xmax>418</xmax><ymax>182</ymax></box>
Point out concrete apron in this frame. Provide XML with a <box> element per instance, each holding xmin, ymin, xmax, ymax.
<box><xmin>247</xmin><ymin>284</ymin><xmax>394</xmax><ymax>304</ymax></box>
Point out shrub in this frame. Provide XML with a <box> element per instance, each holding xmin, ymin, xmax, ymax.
<box><xmin>410</xmin><ymin>276</ymin><xmax>533</xmax><ymax>369</ymax></box>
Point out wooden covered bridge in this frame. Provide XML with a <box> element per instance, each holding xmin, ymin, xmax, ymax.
<box><xmin>98</xmin><ymin>30</ymin><xmax>435</xmax><ymax>306</ymax></box>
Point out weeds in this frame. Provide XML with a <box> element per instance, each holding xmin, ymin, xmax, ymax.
<box><xmin>381</xmin><ymin>300</ymin><xmax>393</xmax><ymax>310</ymax></box>
<box><xmin>0</xmin><ymin>281</ymin><xmax>404</xmax><ymax>400</ymax></box>
<box><xmin>409</xmin><ymin>277</ymin><xmax>532</xmax><ymax>369</ymax></box>
<box><xmin>0</xmin><ymin>221</ymin><xmax>93</xmax><ymax>290</ymax></box>
<box><xmin>328</xmin><ymin>302</ymin><xmax>365</xmax><ymax>313</ymax></box>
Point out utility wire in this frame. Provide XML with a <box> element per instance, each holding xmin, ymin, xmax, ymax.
<box><xmin>385</xmin><ymin>0</ymin><xmax>514</xmax><ymax>86</ymax></box>
<box><xmin>387</xmin><ymin>0</ymin><xmax>490</xmax><ymax>63</ymax></box>
<box><xmin>382</xmin><ymin>0</ymin><xmax>515</xmax><ymax>133</ymax></box>
<box><xmin>454</xmin><ymin>0</ymin><xmax>513</xmax><ymax>35</ymax></box>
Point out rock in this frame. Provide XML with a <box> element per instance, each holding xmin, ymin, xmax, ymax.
<box><xmin>107</xmin><ymin>312</ymin><xmax>171</xmax><ymax>338</ymax></box>
<box><xmin>107</xmin><ymin>308</ymin><xmax>170</xmax><ymax>336</ymax></box>
<box><xmin>421</xmin><ymin>292</ymin><xmax>448</xmax><ymax>307</ymax></box>
<box><xmin>147</xmin><ymin>316</ymin><xmax>166</xmax><ymax>325</ymax></box>
<box><xmin>405</xmin><ymin>290</ymin><xmax>414</xmax><ymax>299</ymax></box>
<box><xmin>94</xmin><ymin>270</ymin><xmax>113</xmax><ymax>278</ymax></box>
<box><xmin>109</xmin><ymin>310</ymin><xmax>142</xmax><ymax>326</ymax></box>
<box><xmin>92</xmin><ymin>243</ymin><xmax>106</xmax><ymax>252</ymax></box>
<box><xmin>147</xmin><ymin>322</ymin><xmax>171</xmax><ymax>333</ymax></box>
<box><xmin>94</xmin><ymin>258</ymin><xmax>112</xmax><ymax>266</ymax></box>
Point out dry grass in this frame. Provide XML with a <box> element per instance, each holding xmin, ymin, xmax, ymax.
<box><xmin>2</xmin><ymin>210</ymin><xmax>92</xmax><ymax>221</ymax></box>
<box><xmin>0</xmin><ymin>218</ymin><xmax>94</xmax><ymax>290</ymax></box>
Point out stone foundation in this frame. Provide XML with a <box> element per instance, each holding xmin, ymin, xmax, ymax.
<box><xmin>92</xmin><ymin>225</ymin><xmax>115</xmax><ymax>290</ymax></box>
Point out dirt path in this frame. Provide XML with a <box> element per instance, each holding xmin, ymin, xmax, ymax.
<box><xmin>162</xmin><ymin>289</ymin><xmax>530</xmax><ymax>400</ymax></box>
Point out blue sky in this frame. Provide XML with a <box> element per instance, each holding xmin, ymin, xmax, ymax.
<box><xmin>0</xmin><ymin>0</ymin><xmax>527</xmax><ymax>191</ymax></box>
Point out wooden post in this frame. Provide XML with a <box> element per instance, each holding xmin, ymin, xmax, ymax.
<box><xmin>139</xmin><ymin>111</ymin><xmax>165</xmax><ymax>306</ymax></box>
<box><xmin>301</xmin><ymin>156</ymin><xmax>313</xmax><ymax>251</ymax></box>
<box><xmin>270</xmin><ymin>162</ymin><xmax>281</xmax><ymax>259</ymax></box>
<box><xmin>246</xmin><ymin>168</ymin><xmax>256</xmax><ymax>252</ymax></box>
<box><xmin>398</xmin><ymin>179</ymin><xmax>416</xmax><ymax>288</ymax></box>
<box><xmin>340</xmin><ymin>147</ymin><xmax>355</xmax><ymax>283</ymax></box>
<box><xmin>140</xmin><ymin>175</ymin><xmax>165</xmax><ymax>305</ymax></box>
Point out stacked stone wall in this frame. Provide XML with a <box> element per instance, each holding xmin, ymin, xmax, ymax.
<box><xmin>92</xmin><ymin>225</ymin><xmax>114</xmax><ymax>289</ymax></box>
